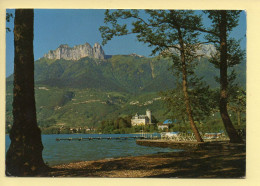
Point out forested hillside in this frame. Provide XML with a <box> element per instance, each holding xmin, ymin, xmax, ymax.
<box><xmin>6</xmin><ymin>54</ymin><xmax>246</xmax><ymax>131</ymax></box>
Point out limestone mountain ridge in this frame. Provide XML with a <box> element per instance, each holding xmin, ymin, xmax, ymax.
<box><xmin>44</xmin><ymin>42</ymin><xmax>105</xmax><ymax>60</ymax></box>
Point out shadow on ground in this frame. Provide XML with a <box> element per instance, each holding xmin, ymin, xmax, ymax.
<box><xmin>40</xmin><ymin>142</ymin><xmax>245</xmax><ymax>178</ymax></box>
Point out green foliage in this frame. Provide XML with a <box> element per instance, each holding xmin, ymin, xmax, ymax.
<box><xmin>202</xmin><ymin>11</ymin><xmax>242</xmax><ymax>41</ymax></box>
<box><xmin>100</xmin><ymin>10</ymin><xmax>205</xmax><ymax>75</ymax></box>
<box><xmin>202</xmin><ymin>11</ymin><xmax>245</xmax><ymax>142</ymax></box>
<box><xmin>98</xmin><ymin>116</ymin><xmax>133</xmax><ymax>134</ymax></box>
<box><xmin>6</xmin><ymin>53</ymin><xmax>245</xmax><ymax>93</ymax></box>
<box><xmin>6</xmin><ymin>12</ymin><xmax>13</xmax><ymax>32</ymax></box>
<box><xmin>38</xmin><ymin>118</ymin><xmax>56</xmax><ymax>127</ymax></box>
<box><xmin>100</xmin><ymin>10</ymin><xmax>219</xmax><ymax>142</ymax></box>
<box><xmin>101</xmin><ymin>10</ymin><xmax>201</xmax><ymax>55</ymax></box>
<box><xmin>98</xmin><ymin>115</ymin><xmax>159</xmax><ymax>134</ymax></box>
<box><xmin>32</xmin><ymin>56</ymin><xmax>177</xmax><ymax>93</ymax></box>
<box><xmin>161</xmin><ymin>75</ymin><xmax>216</xmax><ymax>123</ymax></box>
<box><xmin>5</xmin><ymin>10</ymin><xmax>246</xmax><ymax>139</ymax></box>
<box><xmin>5</xmin><ymin>54</ymin><xmax>246</xmax><ymax>133</ymax></box>
<box><xmin>202</xmin><ymin>10</ymin><xmax>245</xmax><ymax>86</ymax></box>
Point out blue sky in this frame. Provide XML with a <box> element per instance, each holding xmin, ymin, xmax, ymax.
<box><xmin>6</xmin><ymin>9</ymin><xmax>246</xmax><ymax>77</ymax></box>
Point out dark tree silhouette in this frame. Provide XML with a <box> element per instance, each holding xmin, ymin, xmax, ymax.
<box><xmin>202</xmin><ymin>11</ymin><xmax>244</xmax><ymax>143</ymax></box>
<box><xmin>6</xmin><ymin>9</ymin><xmax>46</xmax><ymax>176</ymax></box>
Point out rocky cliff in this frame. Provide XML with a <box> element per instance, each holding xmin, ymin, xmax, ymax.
<box><xmin>167</xmin><ymin>44</ymin><xmax>217</xmax><ymax>58</ymax></box>
<box><xmin>195</xmin><ymin>44</ymin><xmax>217</xmax><ymax>58</ymax></box>
<box><xmin>44</xmin><ymin>42</ymin><xmax>105</xmax><ymax>60</ymax></box>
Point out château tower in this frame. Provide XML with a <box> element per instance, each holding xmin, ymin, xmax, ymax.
<box><xmin>146</xmin><ymin>109</ymin><xmax>152</xmax><ymax>124</ymax></box>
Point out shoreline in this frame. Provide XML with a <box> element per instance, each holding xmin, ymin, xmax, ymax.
<box><xmin>40</xmin><ymin>141</ymin><xmax>246</xmax><ymax>178</ymax></box>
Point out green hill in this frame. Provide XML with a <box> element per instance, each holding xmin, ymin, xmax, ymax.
<box><xmin>6</xmin><ymin>54</ymin><xmax>246</xmax><ymax>131</ymax></box>
<box><xmin>29</xmin><ymin>55</ymin><xmax>176</xmax><ymax>93</ymax></box>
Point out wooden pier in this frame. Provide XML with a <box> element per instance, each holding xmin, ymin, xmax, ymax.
<box><xmin>56</xmin><ymin>136</ymin><xmax>157</xmax><ymax>141</ymax></box>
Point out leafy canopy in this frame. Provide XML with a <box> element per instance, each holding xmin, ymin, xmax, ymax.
<box><xmin>100</xmin><ymin>10</ymin><xmax>203</xmax><ymax>56</ymax></box>
<box><xmin>202</xmin><ymin>11</ymin><xmax>245</xmax><ymax>69</ymax></box>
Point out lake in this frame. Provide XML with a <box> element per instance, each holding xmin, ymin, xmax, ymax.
<box><xmin>5</xmin><ymin>133</ymin><xmax>181</xmax><ymax>166</ymax></box>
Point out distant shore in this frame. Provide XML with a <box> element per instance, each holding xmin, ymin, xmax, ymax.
<box><xmin>40</xmin><ymin>141</ymin><xmax>245</xmax><ymax>178</ymax></box>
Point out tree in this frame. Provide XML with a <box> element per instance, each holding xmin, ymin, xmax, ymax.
<box><xmin>161</xmin><ymin>76</ymin><xmax>215</xmax><ymax>126</ymax></box>
<box><xmin>6</xmin><ymin>9</ymin><xmax>46</xmax><ymax>176</ymax></box>
<box><xmin>6</xmin><ymin>12</ymin><xmax>13</xmax><ymax>32</ymax></box>
<box><xmin>100</xmin><ymin>10</ymin><xmax>204</xmax><ymax>142</ymax></box>
<box><xmin>202</xmin><ymin>11</ymin><xmax>244</xmax><ymax>143</ymax></box>
<box><xmin>228</xmin><ymin>86</ymin><xmax>246</xmax><ymax>127</ymax></box>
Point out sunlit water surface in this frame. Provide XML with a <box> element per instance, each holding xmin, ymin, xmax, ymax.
<box><xmin>5</xmin><ymin>133</ymin><xmax>181</xmax><ymax>166</ymax></box>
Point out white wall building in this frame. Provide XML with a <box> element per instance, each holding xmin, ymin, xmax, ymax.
<box><xmin>131</xmin><ymin>109</ymin><xmax>152</xmax><ymax>126</ymax></box>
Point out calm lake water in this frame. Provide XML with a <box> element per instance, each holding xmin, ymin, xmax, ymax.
<box><xmin>5</xmin><ymin>133</ymin><xmax>181</xmax><ymax>166</ymax></box>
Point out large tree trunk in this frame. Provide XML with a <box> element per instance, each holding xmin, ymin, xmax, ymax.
<box><xmin>219</xmin><ymin>11</ymin><xmax>242</xmax><ymax>143</ymax></box>
<box><xmin>178</xmin><ymin>33</ymin><xmax>203</xmax><ymax>142</ymax></box>
<box><xmin>6</xmin><ymin>9</ymin><xmax>46</xmax><ymax>176</ymax></box>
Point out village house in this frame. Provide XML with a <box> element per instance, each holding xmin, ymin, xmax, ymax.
<box><xmin>158</xmin><ymin>119</ymin><xmax>174</xmax><ymax>131</ymax></box>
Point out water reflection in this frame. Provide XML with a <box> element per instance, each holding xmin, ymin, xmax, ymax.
<box><xmin>5</xmin><ymin>134</ymin><xmax>181</xmax><ymax>166</ymax></box>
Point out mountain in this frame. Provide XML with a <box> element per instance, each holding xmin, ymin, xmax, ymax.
<box><xmin>167</xmin><ymin>44</ymin><xmax>217</xmax><ymax>58</ymax></box>
<box><xmin>30</xmin><ymin>55</ymin><xmax>177</xmax><ymax>94</ymax></box>
<box><xmin>195</xmin><ymin>44</ymin><xmax>217</xmax><ymax>58</ymax></box>
<box><xmin>6</xmin><ymin>43</ymin><xmax>246</xmax><ymax>131</ymax></box>
<box><xmin>44</xmin><ymin>42</ymin><xmax>105</xmax><ymax>60</ymax></box>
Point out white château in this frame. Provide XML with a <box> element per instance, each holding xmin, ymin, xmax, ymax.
<box><xmin>131</xmin><ymin>109</ymin><xmax>152</xmax><ymax>126</ymax></box>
